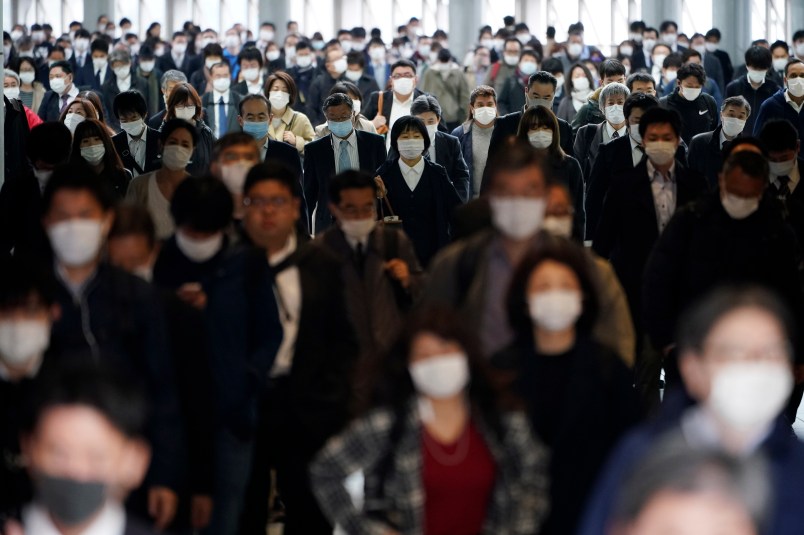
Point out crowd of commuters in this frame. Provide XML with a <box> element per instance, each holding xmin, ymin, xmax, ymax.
<box><xmin>2</xmin><ymin>11</ymin><xmax>804</xmax><ymax>535</ymax></box>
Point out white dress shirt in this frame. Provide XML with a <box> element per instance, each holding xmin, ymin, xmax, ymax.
<box><xmin>212</xmin><ymin>90</ymin><xmax>230</xmax><ymax>138</ymax></box>
<box><xmin>127</xmin><ymin>126</ymin><xmax>147</xmax><ymax>176</ymax></box>
<box><xmin>604</xmin><ymin>121</ymin><xmax>628</xmax><ymax>143</ymax></box>
<box><xmin>246</xmin><ymin>81</ymin><xmax>263</xmax><ymax>95</ymax></box>
<box><xmin>771</xmin><ymin>159</ymin><xmax>801</xmax><ymax>193</ymax></box>
<box><xmin>647</xmin><ymin>159</ymin><xmax>677</xmax><ymax>233</ymax></box>
<box><xmin>333</xmin><ymin>130</ymin><xmax>359</xmax><ymax>173</ymax></box>
<box><xmin>399</xmin><ymin>157</ymin><xmax>426</xmax><ymax>191</ymax></box>
<box><xmin>23</xmin><ymin>503</ymin><xmax>127</xmax><ymax>535</ymax></box>
<box><xmin>387</xmin><ymin>94</ymin><xmax>414</xmax><ymax>150</ymax></box>
<box><xmin>116</xmin><ymin>74</ymin><xmax>131</xmax><ymax>92</ymax></box>
<box><xmin>785</xmin><ymin>90</ymin><xmax>804</xmax><ymax>114</ymax></box>
<box><xmin>428</xmin><ymin>134</ymin><xmax>437</xmax><ymax>162</ymax></box>
<box><xmin>269</xmin><ymin>233</ymin><xmax>302</xmax><ymax>378</ymax></box>
<box><xmin>629</xmin><ymin>135</ymin><xmax>644</xmax><ymax>167</ymax></box>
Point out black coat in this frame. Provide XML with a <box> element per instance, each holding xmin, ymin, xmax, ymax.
<box><xmin>201</xmin><ymin>89</ymin><xmax>243</xmax><ymax>137</ymax></box>
<box><xmin>0</xmin><ymin>168</ymin><xmax>48</xmax><ymax>259</ymax></box>
<box><xmin>307</xmin><ymin>72</ymin><xmax>344</xmax><ymax>125</ymax></box>
<box><xmin>302</xmin><ymin>130</ymin><xmax>387</xmax><ymax>234</ymax></box>
<box><xmin>712</xmin><ymin>48</ymin><xmax>734</xmax><ymax>83</ymax></box>
<box><xmin>351</xmin><ymin>72</ymin><xmax>381</xmax><ymax>103</ymax></box>
<box><xmin>3</xmin><ymin>97</ymin><xmax>30</xmax><ymax>180</ymax></box>
<box><xmin>187</xmin><ymin>121</ymin><xmax>216</xmax><ymax>177</ymax></box>
<box><xmin>389</xmin><ymin>130</ymin><xmax>471</xmax><ymax>202</ymax></box>
<box><xmin>112</xmin><ymin>126</ymin><xmax>162</xmax><ymax>176</ymax></box>
<box><xmin>659</xmin><ymin>88</ymin><xmax>719</xmax><ymax>144</ymax></box>
<box><xmin>37</xmin><ymin>89</ymin><xmax>67</xmax><ymax>122</ymax></box>
<box><xmin>157</xmin><ymin>53</ymin><xmax>201</xmax><ymax>78</ymax></box>
<box><xmin>724</xmin><ymin>76</ymin><xmax>779</xmax><ymax>135</ymax></box>
<box><xmin>147</xmin><ymin>109</ymin><xmax>166</xmax><ymax>130</ymax></box>
<box><xmin>593</xmin><ymin>160</ymin><xmax>707</xmax><ymax>329</ymax></box>
<box><xmin>71</xmin><ymin>52</ymin><xmax>96</xmax><ymax>88</ymax></box>
<box><xmin>363</xmin><ymin>88</ymin><xmax>426</xmax><ymax>125</ymax></box>
<box><xmin>573</xmin><ymin>121</ymin><xmax>612</xmax><ymax>183</ymax></box>
<box><xmin>101</xmin><ymin>73</ymin><xmax>150</xmax><ymax>131</ymax></box>
<box><xmin>548</xmin><ymin>155</ymin><xmax>586</xmax><ymax>239</ymax></box>
<box><xmin>643</xmin><ymin>193</ymin><xmax>804</xmax><ymax>353</ymax></box>
<box><xmin>0</xmin><ymin>377</ymin><xmax>35</xmax><ymax>519</ymax></box>
<box><xmin>687</xmin><ymin>125</ymin><xmax>735</xmax><ymax>190</ymax></box>
<box><xmin>586</xmin><ymin>136</ymin><xmax>639</xmax><ymax>240</ymax></box>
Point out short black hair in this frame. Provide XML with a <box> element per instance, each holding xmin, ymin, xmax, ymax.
<box><xmin>390</xmin><ymin>59</ymin><xmax>416</xmax><ymax>74</ymax></box>
<box><xmin>0</xmin><ymin>256</ymin><xmax>57</xmax><ymax>310</ymax></box>
<box><xmin>109</xmin><ymin>203</ymin><xmax>157</xmax><ymax>250</ymax></box>
<box><xmin>329</xmin><ymin>170</ymin><xmax>378</xmax><ymax>204</ymax></box>
<box><xmin>745</xmin><ymin>45</ymin><xmax>772</xmax><ymax>70</ymax></box>
<box><xmin>623</xmin><ymin>92</ymin><xmax>660</xmax><ymax>120</ymax></box>
<box><xmin>74</xmin><ymin>28</ymin><xmax>91</xmax><ymax>39</ymax></box>
<box><xmin>626</xmin><ymin>72</ymin><xmax>656</xmax><ymax>91</ymax></box>
<box><xmin>785</xmin><ymin>58</ymin><xmax>803</xmax><ymax>77</ymax></box>
<box><xmin>244</xmin><ymin>161</ymin><xmax>301</xmax><ymax>198</ymax></box>
<box><xmin>659</xmin><ymin>20</ymin><xmax>678</xmax><ymax>33</ymax></box>
<box><xmin>677</xmin><ymin>62</ymin><xmax>706</xmax><ymax>85</ymax></box>
<box><xmin>22</xmin><ymin>358</ymin><xmax>149</xmax><ymax>439</ymax></box>
<box><xmin>389</xmin><ymin>115</ymin><xmax>431</xmax><ymax>154</ymax></box>
<box><xmin>160</xmin><ymin>118</ymin><xmax>199</xmax><ymax>146</ymax></box>
<box><xmin>541</xmin><ymin>58</ymin><xmax>564</xmax><ymax>75</ymax></box>
<box><xmin>170</xmin><ymin>176</ymin><xmax>233</xmax><ymax>232</ymax></box>
<box><xmin>90</xmin><ymin>38</ymin><xmax>109</xmax><ymax>54</ymax></box>
<box><xmin>759</xmin><ymin>119</ymin><xmax>799</xmax><ymax>152</ymax></box>
<box><xmin>27</xmin><ymin>122</ymin><xmax>71</xmax><ymax>164</ymax></box>
<box><xmin>113</xmin><ymin>89</ymin><xmax>148</xmax><ymax>119</ymax></box>
<box><xmin>238</xmin><ymin>46</ymin><xmax>263</xmax><ymax>67</ymax></box>
<box><xmin>705</xmin><ymin>28</ymin><xmax>722</xmax><ymax>40</ymax></box>
<box><xmin>239</xmin><ymin>93</ymin><xmax>271</xmax><ymax>116</ymax></box>
<box><xmin>528</xmin><ymin>71</ymin><xmax>558</xmax><ymax>90</ymax></box>
<box><xmin>410</xmin><ymin>94</ymin><xmax>441</xmax><ymax>118</ymax></box>
<box><xmin>638</xmin><ymin>106</ymin><xmax>682</xmax><ymax>139</ymax></box>
<box><xmin>49</xmin><ymin>60</ymin><xmax>72</xmax><ymax>75</ymax></box>
<box><xmin>330</xmin><ymin>81</ymin><xmax>362</xmax><ymax>99</ymax></box>
<box><xmin>599</xmin><ymin>59</ymin><xmax>626</xmax><ymax>79</ymax></box>
<box><xmin>770</xmin><ymin>40</ymin><xmax>789</xmax><ymax>54</ymax></box>
<box><xmin>42</xmin><ymin>162</ymin><xmax>115</xmax><ymax>214</ymax></box>
<box><xmin>322</xmin><ymin>92</ymin><xmax>354</xmax><ymax>113</ymax></box>
<box><xmin>346</xmin><ymin>50</ymin><xmax>365</xmax><ymax>67</ymax></box>
<box><xmin>202</xmin><ymin>43</ymin><xmax>224</xmax><ymax>59</ymax></box>
<box><xmin>793</xmin><ymin>30</ymin><xmax>804</xmax><ymax>42</ymax></box>
<box><xmin>721</xmin><ymin>150</ymin><xmax>770</xmax><ymax>181</ymax></box>
<box><xmin>295</xmin><ymin>40</ymin><xmax>311</xmax><ymax>52</ymax></box>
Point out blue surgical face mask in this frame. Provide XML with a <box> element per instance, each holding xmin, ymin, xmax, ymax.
<box><xmin>328</xmin><ymin>119</ymin><xmax>353</xmax><ymax>138</ymax></box>
<box><xmin>243</xmin><ymin>121</ymin><xmax>269</xmax><ymax>140</ymax></box>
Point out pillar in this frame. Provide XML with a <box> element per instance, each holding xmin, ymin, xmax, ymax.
<box><xmin>448</xmin><ymin>0</ymin><xmax>482</xmax><ymax>60</ymax></box>
<box><xmin>792</xmin><ymin>1</ymin><xmax>804</xmax><ymax>38</ymax></box>
<box><xmin>640</xmin><ymin>0</ymin><xmax>681</xmax><ymax>28</ymax></box>
<box><xmin>712</xmin><ymin>0</ymin><xmax>751</xmax><ymax>72</ymax></box>
<box><xmin>82</xmin><ymin>0</ymin><xmax>115</xmax><ymax>31</ymax></box>
<box><xmin>259</xmin><ymin>0</ymin><xmax>292</xmax><ymax>41</ymax></box>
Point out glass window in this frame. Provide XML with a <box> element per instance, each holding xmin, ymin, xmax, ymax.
<box><xmin>682</xmin><ymin>0</ymin><xmax>714</xmax><ymax>36</ymax></box>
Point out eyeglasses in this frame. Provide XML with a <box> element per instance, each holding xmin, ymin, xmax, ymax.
<box><xmin>391</xmin><ymin>73</ymin><xmax>415</xmax><ymax>79</ymax></box>
<box><xmin>243</xmin><ymin>196</ymin><xmax>291</xmax><ymax>209</ymax></box>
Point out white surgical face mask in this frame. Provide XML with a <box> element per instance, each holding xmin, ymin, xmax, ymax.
<box><xmin>176</xmin><ymin>230</ymin><xmax>224</xmax><ymax>262</ymax></box>
<box><xmin>80</xmin><ymin>144</ymin><xmax>106</xmax><ymax>165</ymax></box>
<box><xmin>644</xmin><ymin>141</ymin><xmax>676</xmax><ymax>166</ymax></box>
<box><xmin>542</xmin><ymin>215</ymin><xmax>573</xmax><ymax>238</ymax></box>
<box><xmin>162</xmin><ymin>145</ymin><xmax>193</xmax><ymax>170</ymax></box>
<box><xmin>681</xmin><ymin>86</ymin><xmax>702</xmax><ymax>101</ymax></box>
<box><xmin>5</xmin><ymin>86</ymin><xmax>20</xmax><ymax>100</ymax></box>
<box><xmin>242</xmin><ymin>68</ymin><xmax>260</xmax><ymax>82</ymax></box>
<box><xmin>266</xmin><ymin>50</ymin><xmax>281</xmax><ymax>61</ymax></box>
<box><xmin>220</xmin><ymin>161</ymin><xmax>253</xmax><ymax>195</ymax></box>
<box><xmin>205</xmin><ymin>58</ymin><xmax>220</xmax><ymax>70</ymax></box>
<box><xmin>340</xmin><ymin>217</ymin><xmax>376</xmax><ymax>242</ymax></box>
<box><xmin>19</xmin><ymin>71</ymin><xmax>36</xmax><ymax>84</ymax></box>
<box><xmin>332</xmin><ymin>58</ymin><xmax>348</xmax><ymax>75</ymax></box>
<box><xmin>425</xmin><ymin>123</ymin><xmax>438</xmax><ymax>140</ymax></box>
<box><xmin>393</xmin><ymin>77</ymin><xmax>414</xmax><ymax>95</ymax></box>
<box><xmin>643</xmin><ymin>39</ymin><xmax>657</xmax><ymax>53</ymax></box>
<box><xmin>409</xmin><ymin>352</ymin><xmax>470</xmax><ymax>399</ymax></box>
<box><xmin>527</xmin><ymin>97</ymin><xmax>553</xmax><ymax>110</ymax></box>
<box><xmin>268</xmin><ymin>90</ymin><xmax>290</xmax><ymax>110</ymax></box>
<box><xmin>49</xmin><ymin>77</ymin><xmax>66</xmax><ymax>95</ymax></box>
<box><xmin>473</xmin><ymin>106</ymin><xmax>496</xmax><ymax>125</ymax></box>
<box><xmin>773</xmin><ymin>58</ymin><xmax>788</xmax><ymax>72</ymax></box>
<box><xmin>721</xmin><ymin>117</ymin><xmax>746</xmax><ymax>138</ymax></box>
<box><xmin>721</xmin><ymin>192</ymin><xmax>760</xmax><ymax>219</ymax></box>
<box><xmin>572</xmin><ymin>77</ymin><xmax>590</xmax><ymax>91</ymax></box>
<box><xmin>296</xmin><ymin>55</ymin><xmax>313</xmax><ymax>68</ymax></box>
<box><xmin>352</xmin><ymin>100</ymin><xmax>362</xmax><ymax>115</ymax></box>
<box><xmin>489</xmin><ymin>196</ymin><xmax>546</xmax><ymax>240</ymax></box>
<box><xmin>503</xmin><ymin>54</ymin><xmax>519</xmax><ymax>67</ymax></box>
<box><xmin>630</xmin><ymin>127</ymin><xmax>642</xmax><ymax>144</ymax></box>
<box><xmin>213</xmin><ymin>77</ymin><xmax>231</xmax><ymax>92</ymax></box>
<box><xmin>260</xmin><ymin>29</ymin><xmax>275</xmax><ymax>42</ymax></box>
<box><xmin>796</xmin><ymin>43</ymin><xmax>804</xmax><ymax>57</ymax></box>
<box><xmin>344</xmin><ymin>69</ymin><xmax>362</xmax><ymax>82</ymax></box>
<box><xmin>528</xmin><ymin>130</ymin><xmax>553</xmax><ymax>149</ymax></box>
<box><xmin>747</xmin><ymin>69</ymin><xmax>767</xmax><ymax>84</ymax></box>
<box><xmin>113</xmin><ymin>66</ymin><xmax>130</xmax><ymax>79</ymax></box>
<box><xmin>769</xmin><ymin>158</ymin><xmax>796</xmax><ymax>177</ymax></box>
<box><xmin>0</xmin><ymin>320</ymin><xmax>50</xmax><ymax>366</ymax></box>
<box><xmin>173</xmin><ymin>42</ymin><xmax>188</xmax><ymax>54</ymax></box>
<box><xmin>120</xmin><ymin>118</ymin><xmax>145</xmax><ymax>137</ymax></box>
<box><xmin>397</xmin><ymin>138</ymin><xmax>425</xmax><ymax>159</ymax></box>
<box><xmin>139</xmin><ymin>60</ymin><xmax>155</xmax><ymax>73</ymax></box>
<box><xmin>529</xmin><ymin>289</ymin><xmax>583</xmax><ymax>331</ymax></box>
<box><xmin>605</xmin><ymin>104</ymin><xmax>625</xmax><ymax>125</ymax></box>
<box><xmin>175</xmin><ymin>106</ymin><xmax>196</xmax><ymax>121</ymax></box>
<box><xmin>620</xmin><ymin>45</ymin><xmax>633</xmax><ymax>57</ymax></box>
<box><xmin>567</xmin><ymin>42</ymin><xmax>583</xmax><ymax>57</ymax></box>
<box><xmin>92</xmin><ymin>57</ymin><xmax>107</xmax><ymax>72</ymax></box>
<box><xmin>47</xmin><ymin>219</ymin><xmax>105</xmax><ymax>267</ymax></box>
<box><xmin>693</xmin><ymin>44</ymin><xmax>707</xmax><ymax>56</ymax></box>
<box><xmin>519</xmin><ymin>61</ymin><xmax>538</xmax><ymax>76</ymax></box>
<box><xmin>708</xmin><ymin>361</ymin><xmax>792</xmax><ymax>431</ymax></box>
<box><xmin>788</xmin><ymin>78</ymin><xmax>804</xmax><ymax>98</ymax></box>
<box><xmin>705</xmin><ymin>42</ymin><xmax>719</xmax><ymax>53</ymax></box>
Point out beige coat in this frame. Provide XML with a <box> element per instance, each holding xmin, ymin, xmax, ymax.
<box><xmin>421</xmin><ymin>64</ymin><xmax>471</xmax><ymax>124</ymax></box>
<box><xmin>268</xmin><ymin>106</ymin><xmax>316</xmax><ymax>154</ymax></box>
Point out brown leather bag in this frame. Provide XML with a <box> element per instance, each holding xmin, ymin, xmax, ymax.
<box><xmin>375</xmin><ymin>91</ymin><xmax>388</xmax><ymax>135</ymax></box>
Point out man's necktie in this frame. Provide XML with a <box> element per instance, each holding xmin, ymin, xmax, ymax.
<box><xmin>339</xmin><ymin>140</ymin><xmax>352</xmax><ymax>172</ymax></box>
<box><xmin>354</xmin><ymin>242</ymin><xmax>366</xmax><ymax>276</ymax></box>
<box><xmin>777</xmin><ymin>176</ymin><xmax>791</xmax><ymax>201</ymax></box>
<box><xmin>611</xmin><ymin>130</ymin><xmax>620</xmax><ymax>139</ymax></box>
<box><xmin>59</xmin><ymin>95</ymin><xmax>69</xmax><ymax>114</ymax></box>
<box><xmin>218</xmin><ymin>96</ymin><xmax>227</xmax><ymax>137</ymax></box>
<box><xmin>95</xmin><ymin>69</ymin><xmax>101</xmax><ymax>87</ymax></box>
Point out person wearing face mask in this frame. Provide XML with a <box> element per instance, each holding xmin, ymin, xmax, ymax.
<box><xmin>264</xmin><ymin>71</ymin><xmax>316</xmax><ymax>155</ymax></box>
<box><xmin>724</xmin><ymin>47</ymin><xmax>779</xmax><ymax>136</ymax></box>
<box><xmin>408</xmin><ymin>95</ymin><xmax>471</xmax><ymax>202</ymax></box>
<box><xmin>643</xmin><ymin>151</ymin><xmax>804</xmax><ymax>402</ymax></box>
<box><xmin>286</xmin><ymin>41</ymin><xmax>319</xmax><ymax>120</ymax></box>
<box><xmin>85</xmin><ymin>38</ymin><xmax>112</xmax><ymax>91</ymax></box>
<box><xmin>425</xmin><ymin>140</ymin><xmax>549</xmax><ymax>356</ymax></box>
<box><xmin>69</xmin><ymin>29</ymin><xmax>94</xmax><ymax>87</ymax></box>
<box><xmin>41</xmin><ymin>166</ymin><xmax>184</xmax><ymax>532</ymax></box>
<box><xmin>482</xmin><ymin>37</ymin><xmax>523</xmax><ymax>94</ymax></box>
<box><xmin>420</xmin><ymin>48</ymin><xmax>470</xmax><ymax>131</ymax></box>
<box><xmin>375</xmin><ymin>116</ymin><xmax>462</xmax><ymax>267</ymax></box>
<box><xmin>586</xmin><ymin>93</ymin><xmax>665</xmax><ymax>238</ymax></box>
<box><xmin>127</xmin><ymin>119</ymin><xmax>197</xmax><ymax>239</ymax></box>
<box><xmin>363</xmin><ymin>59</ymin><xmax>425</xmax><ymax>150</ymax></box>
<box><xmin>340</xmin><ymin>51</ymin><xmax>381</xmax><ymax>106</ymax></box>
<box><xmin>4</xmin><ymin>70</ymin><xmax>43</xmax><ymax>129</ymax></box>
<box><xmin>366</xmin><ymin>37</ymin><xmax>390</xmax><ymax>90</ymax></box>
<box><xmin>0</xmin><ymin>122</ymin><xmax>71</xmax><ymax>259</ymax></box>
<box><xmin>232</xmin><ymin>46</ymin><xmax>266</xmax><ymax>96</ymax></box>
<box><xmin>37</xmin><ymin>61</ymin><xmax>79</xmax><ymax>122</ymax></box>
<box><xmin>555</xmin><ymin>63</ymin><xmax>595</xmax><ymax>123</ymax></box>
<box><xmin>493</xmin><ymin>236</ymin><xmax>639</xmax><ymax>535</ymax></box>
<box><xmin>594</xmin><ymin>107</ymin><xmax>706</xmax><ymax>357</ymax></box>
<box><xmin>705</xmin><ymin>28</ymin><xmax>735</xmax><ymax>84</ymax></box>
<box><xmin>688</xmin><ymin>33</ymin><xmax>726</xmax><ymax>94</ymax></box>
<box><xmin>497</xmin><ymin>50</ymin><xmax>540</xmax><ymax>116</ymax></box>
<box><xmin>163</xmin><ymin>83</ymin><xmax>215</xmax><ymax>177</ymax></box>
<box><xmin>3</xmin><ymin>31</ymin><xmax>18</xmax><ymax>69</ymax></box>
<box><xmin>311</xmin><ymin>305</ymin><xmax>549</xmax><ymax>535</ymax></box>
<box><xmin>157</xmin><ymin>31</ymin><xmax>201</xmax><ymax>78</ymax></box>
<box><xmin>580</xmin><ymin>287</ymin><xmax>804</xmax><ymax>535</ymax></box>
<box><xmin>571</xmin><ymin>59</ymin><xmax>627</xmax><ymax>134</ymax></box>
<box><xmin>100</xmin><ymin>50</ymin><xmax>148</xmax><ymax>132</ymax></box>
<box><xmin>768</xmin><ymin>40</ymin><xmax>790</xmax><ymax>82</ymax></box>
<box><xmin>307</xmin><ymin>48</ymin><xmax>351</xmax><ymax>125</ymax></box>
<box><xmin>752</xmin><ymin>59</ymin><xmax>804</xmax><ymax>154</ymax></box>
<box><xmin>188</xmin><ymin>43</ymin><xmax>227</xmax><ymax>96</ymax></box>
<box><xmin>316</xmin><ymin>170</ymin><xmax>424</xmax><ymax>362</ymax></box>
<box><xmin>574</xmin><ymin>82</ymin><xmax>631</xmax><ymax>181</ymax></box>
<box><xmin>451</xmin><ymin>85</ymin><xmax>498</xmax><ymax>198</ymax></box>
<box><xmin>69</xmin><ymin>119</ymin><xmax>132</xmax><ymax>200</ymax></box>
<box><xmin>111</xmin><ymin>90</ymin><xmax>162</xmax><ymax>178</ymax></box>
<box><xmin>200</xmin><ymin>62</ymin><xmax>242</xmax><ymax>139</ymax></box>
<box><xmin>659</xmin><ymin>62</ymin><xmax>718</xmax><ymax>144</ymax></box>
<box><xmin>133</xmin><ymin>46</ymin><xmax>164</xmax><ymax>118</ymax></box>
<box><xmin>689</xmin><ymin>96</ymin><xmax>752</xmax><ymax>188</ymax></box>
<box><xmin>304</xmin><ymin>93</ymin><xmax>387</xmax><ymax>234</ymax></box>
<box><xmin>146</xmin><ymin>70</ymin><xmax>188</xmax><ymax>130</ymax></box>
<box><xmin>15</xmin><ymin>57</ymin><xmax>46</xmax><ymax>115</ymax></box>
<box><xmin>107</xmin><ymin>205</ymin><xmax>217</xmax><ymax>534</ymax></box>
<box><xmin>314</xmin><ymin>82</ymin><xmax>379</xmax><ymax>138</ymax></box>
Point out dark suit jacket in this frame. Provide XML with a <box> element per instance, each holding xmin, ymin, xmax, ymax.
<box><xmin>308</xmin><ymin>73</ymin><xmax>344</xmax><ymax>125</ymax></box>
<box><xmin>101</xmin><ymin>73</ymin><xmax>150</xmax><ymax>131</ymax></box>
<box><xmin>573</xmin><ymin>121</ymin><xmax>610</xmax><ymax>182</ymax></box>
<box><xmin>363</xmin><ymin>88</ymin><xmax>426</xmax><ymax>125</ymax></box>
<box><xmin>148</xmin><ymin>109</ymin><xmax>166</xmax><ymax>131</ymax></box>
<box><xmin>389</xmin><ymin>130</ymin><xmax>471</xmax><ymax>202</ymax></box>
<box><xmin>111</xmin><ymin>126</ymin><xmax>162</xmax><ymax>176</ymax></box>
<box><xmin>353</xmin><ymin>73</ymin><xmax>381</xmax><ymax>103</ymax></box>
<box><xmin>202</xmin><ymin>90</ymin><xmax>243</xmax><ymax>137</ymax></box>
<box><xmin>157</xmin><ymin>53</ymin><xmax>200</xmax><ymax>78</ymax></box>
<box><xmin>712</xmin><ymin>48</ymin><xmax>734</xmax><ymax>83</ymax></box>
<box><xmin>37</xmin><ymin>89</ymin><xmax>66</xmax><ymax>122</ymax></box>
<box><xmin>687</xmin><ymin>125</ymin><xmax>733</xmax><ymax>190</ymax></box>
<box><xmin>592</xmin><ymin>160</ymin><xmax>707</xmax><ymax>329</ymax></box>
<box><xmin>70</xmin><ymin>52</ymin><xmax>96</xmax><ymax>88</ymax></box>
<box><xmin>303</xmin><ymin>130</ymin><xmax>387</xmax><ymax>233</ymax></box>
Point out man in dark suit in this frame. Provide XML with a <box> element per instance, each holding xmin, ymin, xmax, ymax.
<box><xmin>236</xmin><ymin>162</ymin><xmax>359</xmax><ymax>535</ymax></box>
<box><xmin>111</xmin><ymin>90</ymin><xmax>162</xmax><ymax>177</ymax></box>
<box><xmin>574</xmin><ymin>82</ymin><xmax>632</xmax><ymax>182</ymax></box>
<box><xmin>705</xmin><ymin>28</ymin><xmax>734</xmax><ymax>83</ymax></box>
<box><xmin>37</xmin><ymin>60</ymin><xmax>80</xmax><ymax>122</ymax></box>
<box><xmin>156</xmin><ymin>31</ymin><xmax>199</xmax><ymax>78</ymax></box>
<box><xmin>344</xmin><ymin>50</ymin><xmax>381</xmax><ymax>102</ymax></box>
<box><xmin>147</xmin><ymin>70</ymin><xmax>188</xmax><ymax>131</ymax></box>
<box><xmin>86</xmin><ymin>38</ymin><xmax>112</xmax><ymax>91</ymax></box>
<box><xmin>69</xmin><ymin>28</ymin><xmax>95</xmax><ymax>88</ymax></box>
<box><xmin>759</xmin><ymin>118</ymin><xmax>804</xmax><ymax>248</ymax></box>
<box><xmin>486</xmin><ymin>71</ymin><xmax>574</xmax><ymax>167</ymax></box>
<box><xmin>586</xmin><ymin>92</ymin><xmax>661</xmax><ymax>239</ymax></box>
<box><xmin>688</xmin><ymin>95</ymin><xmax>751</xmax><ymax>189</ymax></box>
<box><xmin>303</xmin><ymin>93</ymin><xmax>387</xmax><ymax>234</ymax></box>
<box><xmin>363</xmin><ymin>59</ymin><xmax>425</xmax><ymax>144</ymax></box>
<box><xmin>201</xmin><ymin>61</ymin><xmax>243</xmax><ymax>139</ymax></box>
<box><xmin>593</xmin><ymin>106</ymin><xmax>707</xmax><ymax>335</ymax></box>
<box><xmin>102</xmin><ymin>50</ymin><xmax>149</xmax><ymax>132</ymax></box>
<box><xmin>307</xmin><ymin>47</ymin><xmax>350</xmax><ymax>125</ymax></box>
<box><xmin>725</xmin><ymin>46</ymin><xmax>780</xmax><ymax>135</ymax></box>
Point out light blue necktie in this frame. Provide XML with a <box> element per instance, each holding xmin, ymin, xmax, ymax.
<box><xmin>338</xmin><ymin>139</ymin><xmax>352</xmax><ymax>172</ymax></box>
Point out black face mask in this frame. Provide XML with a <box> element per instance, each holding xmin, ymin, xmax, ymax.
<box><xmin>36</xmin><ymin>472</ymin><xmax>107</xmax><ymax>526</ymax></box>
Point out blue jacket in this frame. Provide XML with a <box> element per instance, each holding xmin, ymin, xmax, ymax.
<box><xmin>753</xmin><ymin>89</ymin><xmax>804</xmax><ymax>156</ymax></box>
<box><xmin>578</xmin><ymin>389</ymin><xmax>804</xmax><ymax>535</ymax></box>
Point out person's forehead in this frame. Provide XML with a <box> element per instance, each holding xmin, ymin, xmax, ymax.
<box><xmin>392</xmin><ymin>66</ymin><xmax>415</xmax><ymax>75</ymax></box>
<box><xmin>530</xmin><ymin>82</ymin><xmax>553</xmax><ymax>93</ymax></box>
<box><xmin>222</xmin><ymin>144</ymin><xmax>258</xmax><ymax>157</ymax></box>
<box><xmin>723</xmin><ymin>104</ymin><xmax>746</xmax><ymax>114</ymax></box>
<box><xmin>788</xmin><ymin>63</ymin><xmax>804</xmax><ymax>75</ymax></box>
<box><xmin>243</xmin><ymin>100</ymin><xmax>269</xmax><ymax>114</ymax></box>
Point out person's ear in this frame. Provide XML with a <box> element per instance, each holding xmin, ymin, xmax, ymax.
<box><xmin>679</xmin><ymin>351</ymin><xmax>709</xmax><ymax>401</ymax></box>
<box><xmin>49</xmin><ymin>303</ymin><xmax>62</xmax><ymax>323</ymax></box>
<box><xmin>237</xmin><ymin>115</ymin><xmax>244</xmax><ymax>127</ymax></box>
<box><xmin>114</xmin><ymin>439</ymin><xmax>151</xmax><ymax>494</ymax></box>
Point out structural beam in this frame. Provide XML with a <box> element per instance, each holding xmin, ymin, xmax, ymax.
<box><xmin>259</xmin><ymin>0</ymin><xmax>292</xmax><ymax>41</ymax></box>
<box><xmin>82</xmin><ymin>0</ymin><xmax>114</xmax><ymax>30</ymax></box>
<box><xmin>449</xmin><ymin>0</ymin><xmax>482</xmax><ymax>62</ymax></box>
<box><xmin>712</xmin><ymin>0</ymin><xmax>751</xmax><ymax>73</ymax></box>
<box><xmin>640</xmin><ymin>0</ymin><xmax>681</xmax><ymax>28</ymax></box>
<box><xmin>792</xmin><ymin>1</ymin><xmax>804</xmax><ymax>40</ymax></box>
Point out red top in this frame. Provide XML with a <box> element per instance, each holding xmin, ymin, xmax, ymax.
<box><xmin>422</xmin><ymin>420</ymin><xmax>497</xmax><ymax>535</ymax></box>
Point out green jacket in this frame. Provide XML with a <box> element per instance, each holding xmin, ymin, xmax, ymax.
<box><xmin>571</xmin><ymin>86</ymin><xmax>605</xmax><ymax>134</ymax></box>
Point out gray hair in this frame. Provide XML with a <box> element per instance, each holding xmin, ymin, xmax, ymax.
<box><xmin>410</xmin><ymin>94</ymin><xmax>442</xmax><ymax>118</ymax></box>
<box><xmin>109</xmin><ymin>49</ymin><xmax>131</xmax><ymax>66</ymax></box>
<box><xmin>598</xmin><ymin>82</ymin><xmax>630</xmax><ymax>111</ymax></box>
<box><xmin>322</xmin><ymin>92</ymin><xmax>354</xmax><ymax>113</ymax></box>
<box><xmin>161</xmin><ymin>69</ymin><xmax>188</xmax><ymax>91</ymax></box>
<box><xmin>4</xmin><ymin>70</ymin><xmax>20</xmax><ymax>85</ymax></box>
<box><xmin>721</xmin><ymin>95</ymin><xmax>751</xmax><ymax>117</ymax></box>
